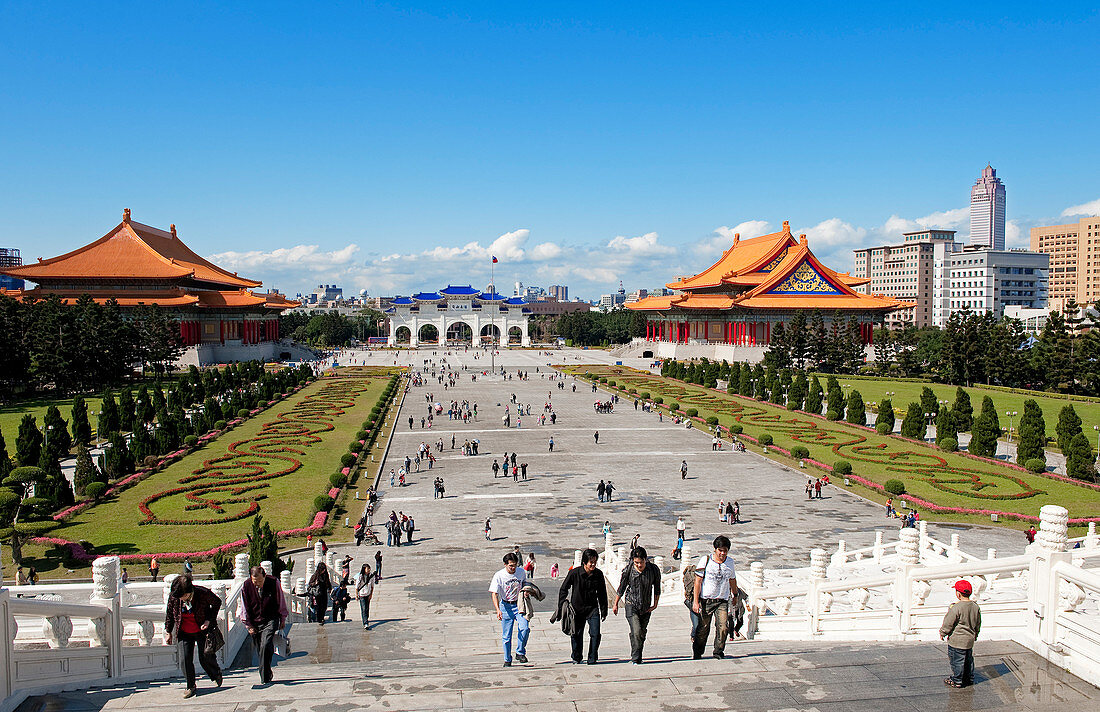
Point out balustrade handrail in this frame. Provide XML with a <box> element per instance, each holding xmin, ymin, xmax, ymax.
<box><xmin>907</xmin><ymin>554</ymin><xmax>1031</xmax><ymax>582</ymax></box>
<box><xmin>8</xmin><ymin>598</ymin><xmax>107</xmax><ymax>617</ymax></box>
<box><xmin>1052</xmin><ymin>560</ymin><xmax>1100</xmax><ymax>594</ymax></box>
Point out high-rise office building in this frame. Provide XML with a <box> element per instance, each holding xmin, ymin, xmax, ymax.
<box><xmin>548</xmin><ymin>284</ymin><xmax>568</xmax><ymax>301</ymax></box>
<box><xmin>1030</xmin><ymin>215</ymin><xmax>1100</xmax><ymax>313</ymax></box>
<box><xmin>852</xmin><ymin>230</ymin><xmax>956</xmax><ymax>328</ymax></box>
<box><xmin>970</xmin><ymin>164</ymin><xmax>1006</xmax><ymax>250</ymax></box>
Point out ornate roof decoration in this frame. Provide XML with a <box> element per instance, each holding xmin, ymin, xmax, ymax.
<box><xmin>439</xmin><ymin>285</ymin><xmax>479</xmax><ymax>296</ymax></box>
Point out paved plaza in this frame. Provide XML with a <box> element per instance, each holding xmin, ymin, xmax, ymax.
<box><xmin>22</xmin><ymin>348</ymin><xmax>1097</xmax><ymax>711</ymax></box>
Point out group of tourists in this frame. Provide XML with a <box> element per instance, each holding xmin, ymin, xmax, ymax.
<box><xmin>596</xmin><ymin>479</ymin><xmax>616</xmax><ymax>502</ymax></box>
<box><xmin>805</xmin><ymin>477</ymin><xmax>829</xmax><ymax>499</ymax></box>
<box><xmin>493</xmin><ymin>451</ymin><xmax>529</xmax><ymax>481</ymax></box>
<box><xmin>491</xmin><ymin>536</ymin><xmax>741</xmax><ymax>667</ymax></box>
<box><xmin>717</xmin><ymin>499</ymin><xmax>741</xmax><ymax>525</ymax></box>
<box><xmin>384</xmin><ymin>510</ymin><xmax>415</xmax><ymax>546</ymax></box>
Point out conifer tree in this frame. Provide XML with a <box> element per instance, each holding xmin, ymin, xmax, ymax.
<box><xmin>875</xmin><ymin>398</ymin><xmax>895</xmax><ymax>432</ymax></box>
<box><xmin>951</xmin><ymin>387</ymin><xmax>973</xmax><ymax>432</ymax></box>
<box><xmin>936</xmin><ymin>407</ymin><xmax>957</xmax><ymax>447</ymax></box>
<box><xmin>43</xmin><ymin>405</ymin><xmax>71</xmax><ymax>456</ymax></box>
<box><xmin>920</xmin><ymin>386</ymin><xmax>937</xmax><ymax>416</ymax></box>
<box><xmin>846</xmin><ymin>390</ymin><xmax>866</xmax><ymax>426</ymax></box>
<box><xmin>71</xmin><ymin>395</ymin><xmax>92</xmax><ymax>446</ymax></box>
<box><xmin>980</xmin><ymin>395</ymin><xmax>1001</xmax><ymax>436</ymax></box>
<box><xmin>1015</xmin><ymin>399</ymin><xmax>1046</xmax><ymax>465</ymax></box>
<box><xmin>1055</xmin><ymin>405</ymin><xmax>1083</xmax><ymax>454</ymax></box>
<box><xmin>753</xmin><ymin>364</ymin><xmax>766</xmax><ymax>400</ymax></box>
<box><xmin>73</xmin><ymin>446</ymin><xmax>98</xmax><ymax>495</ymax></box>
<box><xmin>1065</xmin><ymin>432</ymin><xmax>1096</xmax><ymax>482</ymax></box>
<box><xmin>806</xmin><ymin>376</ymin><xmax>824</xmax><ymax>415</ymax></box>
<box><xmin>0</xmin><ymin>429</ymin><xmax>11</xmax><ymax>481</ymax></box>
<box><xmin>15</xmin><ymin>414</ymin><xmax>43</xmax><ymax>467</ymax></box>
<box><xmin>968</xmin><ymin>411</ymin><xmax>999</xmax><ymax>458</ymax></box>
<box><xmin>98</xmin><ymin>389</ymin><xmax>119</xmax><ymax>438</ymax></box>
<box><xmin>900</xmin><ymin>402</ymin><xmax>925</xmax><ymax>440</ymax></box>
<box><xmin>825</xmin><ymin>376</ymin><xmax>844</xmax><ymax>420</ymax></box>
<box><xmin>788</xmin><ymin>372</ymin><xmax>807</xmax><ymax>411</ymax></box>
<box><xmin>738</xmin><ymin>366</ymin><xmax>752</xmax><ymax>397</ymax></box>
<box><xmin>118</xmin><ymin>389</ymin><xmax>135</xmax><ymax>431</ymax></box>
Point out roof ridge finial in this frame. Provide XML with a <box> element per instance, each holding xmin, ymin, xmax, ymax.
<box><xmin>782</xmin><ymin>220</ymin><xmax>790</xmax><ymax>233</ymax></box>
<box><xmin>123</xmin><ymin>208</ymin><xmax>131</xmax><ymax>223</ymax></box>
<box><xmin>733</xmin><ymin>232</ymin><xmax>740</xmax><ymax>244</ymax></box>
<box><xmin>799</xmin><ymin>233</ymin><xmax>807</xmax><ymax>246</ymax></box>
<box><xmin>170</xmin><ymin>224</ymin><xmax>177</xmax><ymax>238</ymax></box>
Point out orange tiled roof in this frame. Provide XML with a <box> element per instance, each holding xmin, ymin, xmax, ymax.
<box><xmin>2</xmin><ymin>211</ymin><xmax>261</xmax><ymax>288</ymax></box>
<box><xmin>0</xmin><ymin>286</ymin><xmax>299</xmax><ymax>311</ymax></box>
<box><xmin>667</xmin><ymin>224</ymin><xmax>797</xmax><ymax>290</ymax></box>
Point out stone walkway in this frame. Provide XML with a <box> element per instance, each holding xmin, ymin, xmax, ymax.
<box><xmin>18</xmin><ymin>348</ymin><xmax>1096</xmax><ymax>711</ymax></box>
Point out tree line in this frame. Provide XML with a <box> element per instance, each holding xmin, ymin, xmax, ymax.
<box><xmin>279</xmin><ymin>309</ymin><xmax>384</xmax><ymax>347</ymax></box>
<box><xmin>535</xmin><ymin>308</ymin><xmax>647</xmax><ymax>346</ymax></box>
<box><xmin>872</xmin><ymin>302</ymin><xmax>1100</xmax><ymax>394</ymax></box>
<box><xmin>661</xmin><ymin>357</ymin><xmax>1096</xmax><ymax>483</ymax></box>
<box><xmin>0</xmin><ymin>294</ymin><xmax>183</xmax><ymax>399</ymax></box>
<box><xmin>0</xmin><ymin>362</ymin><xmax>315</xmax><ymax>564</ymax></box>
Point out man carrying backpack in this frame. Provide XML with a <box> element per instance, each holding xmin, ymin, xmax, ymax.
<box><xmin>691</xmin><ymin>535</ymin><xmax>737</xmax><ymax>660</ymax></box>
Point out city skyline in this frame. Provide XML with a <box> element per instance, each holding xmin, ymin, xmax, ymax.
<box><xmin>0</xmin><ymin>3</ymin><xmax>1097</xmax><ymax>300</ymax></box>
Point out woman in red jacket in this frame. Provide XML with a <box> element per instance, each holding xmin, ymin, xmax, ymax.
<box><xmin>164</xmin><ymin>574</ymin><xmax>223</xmax><ymax>698</ymax></box>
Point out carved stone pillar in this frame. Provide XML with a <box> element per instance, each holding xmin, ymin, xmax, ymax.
<box><xmin>261</xmin><ymin>560</ymin><xmax>273</xmax><ymax>576</ymax></box>
<box><xmin>42</xmin><ymin>615</ymin><xmax>73</xmax><ymax>648</ymax></box>
<box><xmin>898</xmin><ymin>528</ymin><xmax>920</xmax><ymax>565</ymax></box>
<box><xmin>234</xmin><ymin>553</ymin><xmax>250</xmax><ymax>581</ymax></box>
<box><xmin>1037</xmin><ymin>505</ymin><xmax>1069</xmax><ymax>553</ymax></box>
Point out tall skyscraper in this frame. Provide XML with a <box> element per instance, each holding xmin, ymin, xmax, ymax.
<box><xmin>969</xmin><ymin>164</ymin><xmax>1006</xmax><ymax>250</ymax></box>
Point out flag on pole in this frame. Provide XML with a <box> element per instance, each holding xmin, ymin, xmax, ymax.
<box><xmin>492</xmin><ymin>256</ymin><xmax>498</xmax><ymax>263</ymax></box>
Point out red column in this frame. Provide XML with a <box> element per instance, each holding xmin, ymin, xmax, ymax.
<box><xmin>868</xmin><ymin>323</ymin><xmax>874</xmax><ymax>345</ymax></box>
<box><xmin>765</xmin><ymin>322</ymin><xmax>771</xmax><ymax>345</ymax></box>
<box><xmin>705</xmin><ymin>320</ymin><xmax>710</xmax><ymax>343</ymax></box>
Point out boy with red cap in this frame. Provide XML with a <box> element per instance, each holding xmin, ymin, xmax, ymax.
<box><xmin>939</xmin><ymin>579</ymin><xmax>981</xmax><ymax>688</ymax></box>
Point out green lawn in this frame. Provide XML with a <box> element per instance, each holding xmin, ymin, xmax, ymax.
<box><xmin>53</xmin><ymin>368</ymin><xmax>393</xmax><ymax>557</ymax></box>
<box><xmin>0</xmin><ymin>396</ymin><xmax>106</xmax><ymax>449</ymax></box>
<box><xmin>566</xmin><ymin>366</ymin><xmax>1100</xmax><ymax>528</ymax></box>
<box><xmin>817</xmin><ymin>375</ymin><xmax>1100</xmax><ymax>450</ymax></box>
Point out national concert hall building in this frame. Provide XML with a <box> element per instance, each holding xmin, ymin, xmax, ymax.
<box><xmin>625</xmin><ymin>221</ymin><xmax>909</xmax><ymax>360</ymax></box>
<box><xmin>0</xmin><ymin>209</ymin><xmax>300</xmax><ymax>365</ymax></box>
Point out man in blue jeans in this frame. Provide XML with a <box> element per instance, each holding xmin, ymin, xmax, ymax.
<box><xmin>489</xmin><ymin>552</ymin><xmax>530</xmax><ymax>667</ymax></box>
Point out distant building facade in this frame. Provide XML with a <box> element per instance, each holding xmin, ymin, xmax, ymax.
<box><xmin>385</xmin><ymin>285</ymin><xmax>530</xmax><ymax>347</ymax></box>
<box><xmin>1030</xmin><ymin>215</ymin><xmax>1100</xmax><ymax>313</ymax></box>
<box><xmin>936</xmin><ymin>247</ymin><xmax>1048</xmax><ymax>326</ymax></box>
<box><xmin>0</xmin><ymin>248</ymin><xmax>24</xmax><ymax>291</ymax></box>
<box><xmin>852</xmin><ymin>229</ymin><xmax>957</xmax><ymax>328</ymax></box>
<box><xmin>523</xmin><ymin>297</ymin><xmax>591</xmax><ymax>317</ymax></box>
<box><xmin>970</xmin><ymin>164</ymin><xmax>1006</xmax><ymax>250</ymax></box>
<box><xmin>548</xmin><ymin>284</ymin><xmax>568</xmax><ymax>301</ymax></box>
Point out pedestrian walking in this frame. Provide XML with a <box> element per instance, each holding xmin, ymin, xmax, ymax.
<box><xmin>164</xmin><ymin>574</ymin><xmax>223</xmax><ymax>698</ymax></box>
<box><xmin>490</xmin><ymin>552</ymin><xmax>531</xmax><ymax>667</ymax></box>
<box><xmin>523</xmin><ymin>553</ymin><xmax>536</xmax><ymax>579</ymax></box>
<box><xmin>374</xmin><ymin>550</ymin><xmax>383</xmax><ymax>583</ymax></box>
<box><xmin>593</xmin><ymin>430</ymin><xmax>599</xmax><ymax>444</ymax></box>
<box><xmin>485</xmin><ymin>518</ymin><xmax>492</xmax><ymax>540</ymax></box>
<box><xmin>548</xmin><ymin>436</ymin><xmax>554</xmax><ymax>452</ymax></box>
<box><xmin>605</xmin><ymin>481</ymin><xmax>615</xmax><ymax>501</ymax></box>
<box><xmin>520</xmin><ymin>462</ymin><xmax>528</xmax><ymax>480</ymax></box>
<box><xmin>597</xmin><ymin>480</ymin><xmax>606</xmax><ymax>502</ymax></box>
<box><xmin>240</xmin><ymin>565</ymin><xmax>287</xmax><ymax>685</ymax></box>
<box><xmin>355</xmin><ymin>564</ymin><xmax>375</xmax><ymax>629</ymax></box>
<box><xmin>181</xmin><ymin>558</ymin><xmax>192</xmax><ymax>575</ymax></box>
<box><xmin>940</xmin><ymin>580</ymin><xmax>981</xmax><ymax>688</ymax></box>
<box><xmin>676</xmin><ymin>516</ymin><xmax>686</xmax><ymax>542</ymax></box>
<box><xmin>613</xmin><ymin>546</ymin><xmax>662</xmax><ymax>664</ymax></box>
<box><xmin>680</xmin><ymin>460</ymin><xmax>688</xmax><ymax>480</ymax></box>
<box><xmin>307</xmin><ymin>563</ymin><xmax>332</xmax><ymax>625</ymax></box>
<box><xmin>691</xmin><ymin>535</ymin><xmax>737</xmax><ymax>660</ymax></box>
<box><xmin>552</xmin><ymin>548</ymin><xmax>607</xmax><ymax>665</ymax></box>
<box><xmin>149</xmin><ymin>556</ymin><xmax>160</xmax><ymax>582</ymax></box>
<box><xmin>492</xmin><ymin>459</ymin><xmax>500</xmax><ymax>478</ymax></box>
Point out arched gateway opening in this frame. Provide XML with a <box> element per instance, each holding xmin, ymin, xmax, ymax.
<box><xmin>394</xmin><ymin>326</ymin><xmax>411</xmax><ymax>344</ymax></box>
<box><xmin>447</xmin><ymin>322</ymin><xmax>473</xmax><ymax>343</ymax></box>
<box><xmin>419</xmin><ymin>324</ymin><xmax>439</xmax><ymax>343</ymax></box>
<box><xmin>507</xmin><ymin>326</ymin><xmax>522</xmax><ymax>344</ymax></box>
<box><xmin>480</xmin><ymin>324</ymin><xmax>500</xmax><ymax>345</ymax></box>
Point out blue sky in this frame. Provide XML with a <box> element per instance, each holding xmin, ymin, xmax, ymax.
<box><xmin>1</xmin><ymin>2</ymin><xmax>1098</xmax><ymax>299</ymax></box>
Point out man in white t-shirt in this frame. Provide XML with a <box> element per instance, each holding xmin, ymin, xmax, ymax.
<box><xmin>676</xmin><ymin>517</ymin><xmax>686</xmax><ymax>542</ymax></box>
<box><xmin>489</xmin><ymin>552</ymin><xmax>530</xmax><ymax>667</ymax></box>
<box><xmin>691</xmin><ymin>535</ymin><xmax>737</xmax><ymax>660</ymax></box>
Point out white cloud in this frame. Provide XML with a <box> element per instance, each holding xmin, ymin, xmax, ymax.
<box><xmin>694</xmin><ymin>220</ymin><xmax>772</xmax><ymax>256</ymax></box>
<box><xmin>796</xmin><ymin>217</ymin><xmax>868</xmax><ymax>247</ymax></box>
<box><xmin>209</xmin><ymin>243</ymin><xmax>360</xmax><ymax>270</ymax></box>
<box><xmin>1063</xmin><ymin>199</ymin><xmax>1100</xmax><ymax>217</ymax></box>
<box><xmin>606</xmin><ymin>232</ymin><xmax>675</xmax><ymax>258</ymax></box>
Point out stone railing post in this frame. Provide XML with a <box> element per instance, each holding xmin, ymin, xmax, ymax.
<box><xmin>873</xmin><ymin>531</ymin><xmax>884</xmax><ymax>562</ymax></box>
<box><xmin>745</xmin><ymin>562</ymin><xmax>764</xmax><ymax>639</ymax></box>
<box><xmin>261</xmin><ymin>560</ymin><xmax>273</xmax><ymax>576</ymax></box>
<box><xmin>234</xmin><ymin>553</ymin><xmax>250</xmax><ymax>582</ymax></box>
<box><xmin>304</xmin><ymin>558</ymin><xmax>316</xmax><ymax>585</ymax></box>
<box><xmin>0</xmin><ymin>544</ymin><xmax>11</xmax><ymax>702</ymax></box>
<box><xmin>895</xmin><ymin>528</ymin><xmax>920</xmax><ymax>635</ymax></box>
<box><xmin>918</xmin><ymin>520</ymin><xmax>928</xmax><ymax>556</ymax></box>
<box><xmin>1085</xmin><ymin>522</ymin><xmax>1098</xmax><ymax>549</ymax></box>
<box><xmin>949</xmin><ymin>534</ymin><xmax>961</xmax><ymax>563</ymax></box>
<box><xmin>90</xmin><ymin>555</ymin><xmax>122</xmax><ymax>678</ymax></box>
<box><xmin>810</xmin><ymin>548</ymin><xmax>830</xmax><ymax>630</ymax></box>
<box><xmin>314</xmin><ymin>542</ymin><xmax>324</xmax><ymax>564</ymax></box>
<box><xmin>1030</xmin><ymin>505</ymin><xmax>1072</xmax><ymax>648</ymax></box>
<box><xmin>163</xmin><ymin>574</ymin><xmax>179</xmax><ymax>606</ymax></box>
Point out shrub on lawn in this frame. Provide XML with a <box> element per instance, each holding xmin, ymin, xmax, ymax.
<box><xmin>356</xmin><ymin>430</ymin><xmax>368</xmax><ymax>440</ymax></box>
<box><xmin>329</xmin><ymin>472</ymin><xmax>346</xmax><ymax>488</ymax></box>
<box><xmin>729</xmin><ymin>423</ymin><xmax>743</xmax><ymax>434</ymax></box>
<box><xmin>759</xmin><ymin>433</ymin><xmax>773</xmax><ymax>446</ymax></box>
<box><xmin>654</xmin><ymin>397</ymin><xmax>664</xmax><ymax>404</ymax></box>
<box><xmin>668</xmin><ymin>402</ymin><xmax>679</xmax><ymax>411</ymax></box>
<box><xmin>706</xmin><ymin>416</ymin><xmax>719</xmax><ymax>427</ymax></box>
<box><xmin>884</xmin><ymin>479</ymin><xmax>905</xmax><ymax>495</ymax></box>
<box><xmin>237</xmin><ymin>409</ymin><xmax>251</xmax><ymax>419</ymax></box>
<box><xmin>85</xmin><ymin>482</ymin><xmax>108</xmax><ymax>500</ymax></box>
<box><xmin>313</xmin><ymin>494</ymin><xmax>334</xmax><ymax>513</ymax></box>
<box><xmin>599</xmin><ymin>377</ymin><xmax>608</xmax><ymax>383</ymax></box>
<box><xmin>340</xmin><ymin>453</ymin><xmax>356</xmax><ymax>468</ymax></box>
<box><xmin>641</xmin><ymin>392</ymin><xmax>651</xmax><ymax>400</ymax></box>
<box><xmin>875</xmin><ymin>421</ymin><xmax>891</xmax><ymax>435</ymax></box>
<box><xmin>1025</xmin><ymin>458</ymin><xmax>1046</xmax><ymax>473</ymax></box>
<box><xmin>825</xmin><ymin>410</ymin><xmax>840</xmax><ymax>421</ymax></box>
<box><xmin>608</xmin><ymin>380</ymin><xmax>616</xmax><ymax>387</ymax></box>
<box><xmin>184</xmin><ymin>435</ymin><xmax>199</xmax><ymax>447</ymax></box>
<box><xmin>790</xmin><ymin>445</ymin><xmax>810</xmax><ymax>459</ymax></box>
<box><xmin>214</xmin><ymin>420</ymin><xmax>227</xmax><ymax>431</ymax></box>
<box><xmin>686</xmin><ymin>408</ymin><xmax>699</xmax><ymax>417</ymax></box>
<box><xmin>348</xmin><ymin>441</ymin><xmax>362</xmax><ymax>453</ymax></box>
<box><xmin>833</xmin><ymin>460</ymin><xmax>853</xmax><ymax>475</ymax></box>
<box><xmin>939</xmin><ymin>437</ymin><xmax>958</xmax><ymax>452</ymax></box>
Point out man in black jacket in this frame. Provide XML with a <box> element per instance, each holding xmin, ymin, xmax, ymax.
<box><xmin>554</xmin><ymin>548</ymin><xmax>608</xmax><ymax>664</ymax></box>
<box><xmin>241</xmin><ymin>566</ymin><xmax>286</xmax><ymax>684</ymax></box>
<box><xmin>613</xmin><ymin>546</ymin><xmax>662</xmax><ymax>664</ymax></box>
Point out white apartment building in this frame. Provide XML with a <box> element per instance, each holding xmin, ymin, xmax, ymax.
<box><xmin>934</xmin><ymin>246</ymin><xmax>1049</xmax><ymax>326</ymax></box>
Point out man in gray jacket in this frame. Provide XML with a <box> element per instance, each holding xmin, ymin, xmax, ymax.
<box><xmin>939</xmin><ymin>579</ymin><xmax>981</xmax><ymax>688</ymax></box>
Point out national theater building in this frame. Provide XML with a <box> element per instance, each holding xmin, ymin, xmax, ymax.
<box><xmin>0</xmin><ymin>209</ymin><xmax>299</xmax><ymax>365</ymax></box>
<box><xmin>627</xmin><ymin>221</ymin><xmax>909</xmax><ymax>359</ymax></box>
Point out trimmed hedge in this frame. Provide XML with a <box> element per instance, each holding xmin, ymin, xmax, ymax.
<box><xmin>833</xmin><ymin>460</ymin><xmax>853</xmax><ymax>475</ymax></box>
<box><xmin>686</xmin><ymin>408</ymin><xmax>699</xmax><ymax>417</ymax></box>
<box><xmin>313</xmin><ymin>494</ymin><xmax>334</xmax><ymax>512</ymax></box>
<box><xmin>1025</xmin><ymin>458</ymin><xmax>1046</xmax><ymax>473</ymax></box>
<box><xmin>791</xmin><ymin>445</ymin><xmax>810</xmax><ymax>459</ymax></box>
<box><xmin>329</xmin><ymin>472</ymin><xmax>346</xmax><ymax>488</ymax></box>
<box><xmin>759</xmin><ymin>433</ymin><xmax>773</xmax><ymax>446</ymax></box>
<box><xmin>340</xmin><ymin>453</ymin><xmax>356</xmax><ymax>468</ymax></box>
<box><xmin>884</xmin><ymin>479</ymin><xmax>906</xmax><ymax>495</ymax></box>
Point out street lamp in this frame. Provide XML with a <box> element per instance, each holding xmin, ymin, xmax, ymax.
<box><xmin>1093</xmin><ymin>425</ymin><xmax>1099</xmax><ymax>462</ymax></box>
<box><xmin>924</xmin><ymin>412</ymin><xmax>936</xmax><ymax>442</ymax></box>
<box><xmin>1005</xmin><ymin>411</ymin><xmax>1018</xmax><ymax>442</ymax></box>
